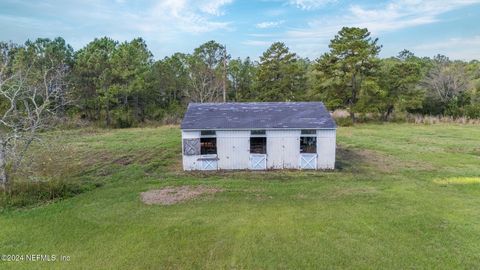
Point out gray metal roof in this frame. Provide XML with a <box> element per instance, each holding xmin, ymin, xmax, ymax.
<box><xmin>181</xmin><ymin>102</ymin><xmax>336</xmax><ymax>130</ymax></box>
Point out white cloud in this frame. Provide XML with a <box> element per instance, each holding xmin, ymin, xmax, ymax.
<box><xmin>293</xmin><ymin>0</ymin><xmax>480</xmax><ymax>37</ymax></box>
<box><xmin>288</xmin><ymin>0</ymin><xmax>337</xmax><ymax>10</ymax></box>
<box><xmin>281</xmin><ymin>0</ymin><xmax>480</xmax><ymax>58</ymax></box>
<box><xmin>0</xmin><ymin>0</ymin><xmax>237</xmax><ymax>58</ymax></box>
<box><xmin>199</xmin><ymin>0</ymin><xmax>234</xmax><ymax>15</ymax></box>
<box><xmin>1</xmin><ymin>0</ymin><xmax>234</xmax><ymax>42</ymax></box>
<box><xmin>345</xmin><ymin>0</ymin><xmax>480</xmax><ymax>33</ymax></box>
<box><xmin>412</xmin><ymin>36</ymin><xmax>480</xmax><ymax>60</ymax></box>
<box><xmin>131</xmin><ymin>0</ymin><xmax>234</xmax><ymax>35</ymax></box>
<box><xmin>256</xmin><ymin>20</ymin><xmax>285</xmax><ymax>29</ymax></box>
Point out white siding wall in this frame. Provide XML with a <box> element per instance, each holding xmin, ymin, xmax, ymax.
<box><xmin>217</xmin><ymin>131</ymin><xmax>250</xmax><ymax>170</ymax></box>
<box><xmin>317</xmin><ymin>129</ymin><xmax>336</xmax><ymax>169</ymax></box>
<box><xmin>266</xmin><ymin>130</ymin><xmax>301</xmax><ymax>169</ymax></box>
<box><xmin>182</xmin><ymin>129</ymin><xmax>336</xmax><ymax>171</ymax></box>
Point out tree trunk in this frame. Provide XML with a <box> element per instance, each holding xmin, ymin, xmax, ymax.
<box><xmin>96</xmin><ymin>102</ymin><xmax>101</xmax><ymax>121</ymax></box>
<box><xmin>0</xmin><ymin>144</ymin><xmax>8</xmax><ymax>191</ymax></box>
<box><xmin>350</xmin><ymin>74</ymin><xmax>357</xmax><ymax>124</ymax></box>
<box><xmin>349</xmin><ymin>94</ymin><xmax>356</xmax><ymax>124</ymax></box>
<box><xmin>134</xmin><ymin>94</ymin><xmax>141</xmax><ymax>121</ymax></box>
<box><xmin>383</xmin><ymin>105</ymin><xmax>394</xmax><ymax>121</ymax></box>
<box><xmin>349</xmin><ymin>110</ymin><xmax>355</xmax><ymax>123</ymax></box>
<box><xmin>105</xmin><ymin>100</ymin><xmax>111</xmax><ymax>127</ymax></box>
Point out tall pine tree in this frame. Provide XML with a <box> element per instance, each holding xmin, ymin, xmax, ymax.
<box><xmin>255</xmin><ymin>42</ymin><xmax>306</xmax><ymax>101</ymax></box>
<box><xmin>314</xmin><ymin>27</ymin><xmax>381</xmax><ymax>122</ymax></box>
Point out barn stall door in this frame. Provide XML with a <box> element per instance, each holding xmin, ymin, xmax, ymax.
<box><xmin>200</xmin><ymin>157</ymin><xmax>218</xmax><ymax>170</ymax></box>
<box><xmin>299</xmin><ymin>154</ymin><xmax>317</xmax><ymax>169</ymax></box>
<box><xmin>282</xmin><ymin>137</ymin><xmax>300</xmax><ymax>169</ymax></box>
<box><xmin>266</xmin><ymin>135</ymin><xmax>299</xmax><ymax>169</ymax></box>
<box><xmin>250</xmin><ymin>154</ymin><xmax>267</xmax><ymax>170</ymax></box>
<box><xmin>266</xmin><ymin>137</ymin><xmax>283</xmax><ymax>169</ymax></box>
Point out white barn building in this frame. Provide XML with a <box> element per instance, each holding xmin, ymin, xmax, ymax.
<box><xmin>181</xmin><ymin>102</ymin><xmax>336</xmax><ymax>171</ymax></box>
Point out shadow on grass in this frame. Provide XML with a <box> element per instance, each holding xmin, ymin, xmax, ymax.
<box><xmin>335</xmin><ymin>145</ymin><xmax>365</xmax><ymax>172</ymax></box>
<box><xmin>334</xmin><ymin>144</ymin><xmax>420</xmax><ymax>174</ymax></box>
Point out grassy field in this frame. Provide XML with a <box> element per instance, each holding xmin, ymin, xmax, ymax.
<box><xmin>1</xmin><ymin>123</ymin><xmax>480</xmax><ymax>269</ymax></box>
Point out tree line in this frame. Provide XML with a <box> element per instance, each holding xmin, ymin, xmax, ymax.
<box><xmin>1</xmin><ymin>26</ymin><xmax>479</xmax><ymax>189</ymax></box>
<box><xmin>2</xmin><ymin>27</ymin><xmax>480</xmax><ymax>128</ymax></box>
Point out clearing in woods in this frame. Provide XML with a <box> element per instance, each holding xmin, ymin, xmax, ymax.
<box><xmin>0</xmin><ymin>123</ymin><xmax>479</xmax><ymax>269</ymax></box>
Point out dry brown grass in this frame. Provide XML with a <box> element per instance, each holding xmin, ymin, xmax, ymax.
<box><xmin>331</xmin><ymin>109</ymin><xmax>350</xmax><ymax>119</ymax></box>
<box><xmin>405</xmin><ymin>114</ymin><xmax>480</xmax><ymax>125</ymax></box>
<box><xmin>331</xmin><ymin>109</ymin><xmax>480</xmax><ymax>125</ymax></box>
<box><xmin>13</xmin><ymin>136</ymin><xmax>83</xmax><ymax>183</ymax></box>
<box><xmin>140</xmin><ymin>186</ymin><xmax>223</xmax><ymax>205</ymax></box>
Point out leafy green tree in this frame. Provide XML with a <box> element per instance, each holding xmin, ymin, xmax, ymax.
<box><xmin>73</xmin><ymin>37</ymin><xmax>117</xmax><ymax>124</ymax></box>
<box><xmin>228</xmin><ymin>57</ymin><xmax>256</xmax><ymax>101</ymax></box>
<box><xmin>110</xmin><ymin>38</ymin><xmax>152</xmax><ymax>123</ymax></box>
<box><xmin>313</xmin><ymin>27</ymin><xmax>381</xmax><ymax>122</ymax></box>
<box><xmin>255</xmin><ymin>42</ymin><xmax>306</xmax><ymax>101</ymax></box>
<box><xmin>297</xmin><ymin>57</ymin><xmax>314</xmax><ymax>101</ymax></box>
<box><xmin>147</xmin><ymin>53</ymin><xmax>190</xmax><ymax>118</ymax></box>
<box><xmin>162</xmin><ymin>53</ymin><xmax>190</xmax><ymax>104</ymax></box>
<box><xmin>465</xmin><ymin>60</ymin><xmax>480</xmax><ymax>115</ymax></box>
<box><xmin>27</xmin><ymin>37</ymin><xmax>73</xmax><ymax>61</ymax></box>
<box><xmin>376</xmin><ymin>57</ymin><xmax>423</xmax><ymax>120</ymax></box>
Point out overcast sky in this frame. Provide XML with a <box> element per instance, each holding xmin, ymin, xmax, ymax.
<box><xmin>1</xmin><ymin>0</ymin><xmax>480</xmax><ymax>60</ymax></box>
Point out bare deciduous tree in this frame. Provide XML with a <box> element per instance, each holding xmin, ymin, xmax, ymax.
<box><xmin>186</xmin><ymin>56</ymin><xmax>223</xmax><ymax>103</ymax></box>
<box><xmin>184</xmin><ymin>41</ymin><xmax>229</xmax><ymax>103</ymax></box>
<box><xmin>422</xmin><ymin>59</ymin><xmax>470</xmax><ymax>103</ymax></box>
<box><xmin>0</xmin><ymin>42</ymin><xmax>68</xmax><ymax>190</ymax></box>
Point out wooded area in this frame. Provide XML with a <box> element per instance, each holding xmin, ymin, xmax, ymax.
<box><xmin>1</xmin><ymin>26</ymin><xmax>480</xmax><ymax>130</ymax></box>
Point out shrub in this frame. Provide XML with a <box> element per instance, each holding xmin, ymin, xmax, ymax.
<box><xmin>112</xmin><ymin>109</ymin><xmax>135</xmax><ymax>128</ymax></box>
<box><xmin>335</xmin><ymin>117</ymin><xmax>353</xmax><ymax>126</ymax></box>
<box><xmin>0</xmin><ymin>178</ymin><xmax>102</xmax><ymax>209</ymax></box>
<box><xmin>465</xmin><ymin>104</ymin><xmax>480</xmax><ymax>119</ymax></box>
<box><xmin>0</xmin><ymin>134</ymin><xmax>103</xmax><ymax>210</ymax></box>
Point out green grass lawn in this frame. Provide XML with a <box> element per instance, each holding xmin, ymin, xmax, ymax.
<box><xmin>1</xmin><ymin>123</ymin><xmax>480</xmax><ymax>269</ymax></box>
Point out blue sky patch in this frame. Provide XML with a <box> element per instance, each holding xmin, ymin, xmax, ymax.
<box><xmin>1</xmin><ymin>0</ymin><xmax>479</xmax><ymax>60</ymax></box>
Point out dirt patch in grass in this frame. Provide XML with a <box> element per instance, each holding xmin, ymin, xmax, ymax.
<box><xmin>446</xmin><ymin>146</ymin><xmax>480</xmax><ymax>156</ymax></box>
<box><xmin>357</xmin><ymin>149</ymin><xmax>399</xmax><ymax>172</ymax></box>
<box><xmin>113</xmin><ymin>155</ymin><xmax>135</xmax><ymax>166</ymax></box>
<box><xmin>140</xmin><ymin>186</ymin><xmax>223</xmax><ymax>205</ymax></box>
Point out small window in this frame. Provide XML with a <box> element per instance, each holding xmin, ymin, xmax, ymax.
<box><xmin>184</xmin><ymin>138</ymin><xmax>200</xmax><ymax>155</ymax></box>
<box><xmin>300</xmin><ymin>137</ymin><xmax>317</xmax><ymax>153</ymax></box>
<box><xmin>201</xmin><ymin>130</ymin><xmax>216</xmax><ymax>136</ymax></box>
<box><xmin>251</xmin><ymin>130</ymin><xmax>266</xmax><ymax>136</ymax></box>
<box><xmin>301</xmin><ymin>130</ymin><xmax>316</xmax><ymax>135</ymax></box>
<box><xmin>201</xmin><ymin>138</ymin><xmax>217</xmax><ymax>155</ymax></box>
<box><xmin>250</xmin><ymin>137</ymin><xmax>267</xmax><ymax>154</ymax></box>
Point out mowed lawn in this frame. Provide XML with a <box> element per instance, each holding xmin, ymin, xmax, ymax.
<box><xmin>1</xmin><ymin>124</ymin><xmax>480</xmax><ymax>269</ymax></box>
